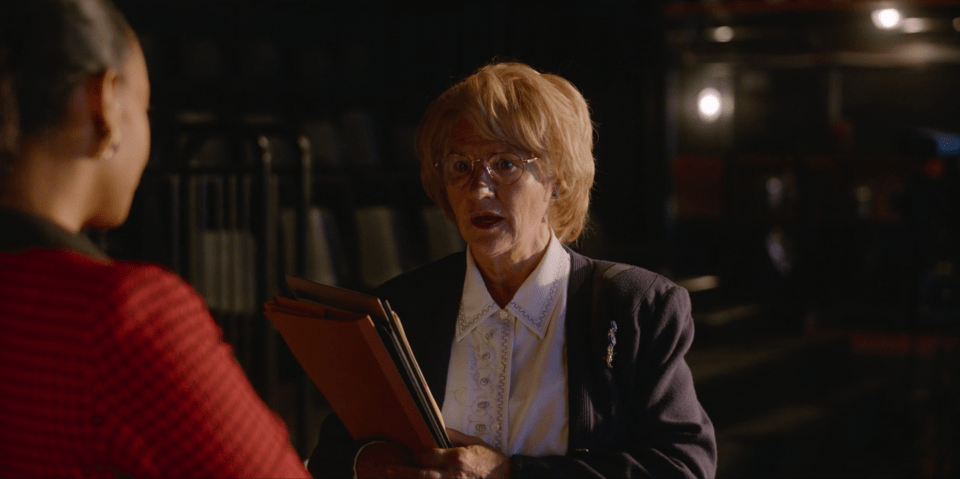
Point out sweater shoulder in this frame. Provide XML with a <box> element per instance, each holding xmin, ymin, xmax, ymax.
<box><xmin>1</xmin><ymin>249</ymin><xmax>185</xmax><ymax>304</ymax></box>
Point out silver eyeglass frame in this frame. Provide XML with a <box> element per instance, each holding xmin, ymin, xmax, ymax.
<box><xmin>434</xmin><ymin>153</ymin><xmax>540</xmax><ymax>186</ymax></box>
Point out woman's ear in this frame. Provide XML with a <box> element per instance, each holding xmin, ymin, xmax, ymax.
<box><xmin>86</xmin><ymin>67</ymin><xmax>121</xmax><ymax>160</ymax></box>
<box><xmin>552</xmin><ymin>179</ymin><xmax>567</xmax><ymax>200</ymax></box>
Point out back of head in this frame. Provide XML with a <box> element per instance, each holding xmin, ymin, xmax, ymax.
<box><xmin>416</xmin><ymin>61</ymin><xmax>596</xmax><ymax>243</ymax></box>
<box><xmin>0</xmin><ymin>0</ymin><xmax>132</xmax><ymax>175</ymax></box>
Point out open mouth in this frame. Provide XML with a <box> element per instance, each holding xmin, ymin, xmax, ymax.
<box><xmin>471</xmin><ymin>213</ymin><xmax>504</xmax><ymax>229</ymax></box>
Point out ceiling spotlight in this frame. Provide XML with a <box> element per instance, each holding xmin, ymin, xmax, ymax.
<box><xmin>697</xmin><ymin>88</ymin><xmax>722</xmax><ymax>122</ymax></box>
<box><xmin>872</xmin><ymin>8</ymin><xmax>902</xmax><ymax>30</ymax></box>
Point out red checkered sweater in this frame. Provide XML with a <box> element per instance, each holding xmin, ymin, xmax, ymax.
<box><xmin>0</xmin><ymin>249</ymin><xmax>310</xmax><ymax>478</ymax></box>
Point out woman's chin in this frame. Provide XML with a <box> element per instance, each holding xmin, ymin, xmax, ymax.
<box><xmin>466</xmin><ymin>236</ymin><xmax>512</xmax><ymax>261</ymax></box>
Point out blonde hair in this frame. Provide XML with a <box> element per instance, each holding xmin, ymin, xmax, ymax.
<box><xmin>415</xmin><ymin>61</ymin><xmax>596</xmax><ymax>244</ymax></box>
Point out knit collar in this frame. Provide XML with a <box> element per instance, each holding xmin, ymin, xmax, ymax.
<box><xmin>456</xmin><ymin>235</ymin><xmax>570</xmax><ymax>341</ymax></box>
<box><xmin>0</xmin><ymin>206</ymin><xmax>107</xmax><ymax>259</ymax></box>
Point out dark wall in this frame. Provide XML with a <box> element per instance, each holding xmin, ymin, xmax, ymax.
<box><xmin>112</xmin><ymin>0</ymin><xmax>669</xmax><ymax>266</ymax></box>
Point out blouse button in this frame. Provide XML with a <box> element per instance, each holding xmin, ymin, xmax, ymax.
<box><xmin>498</xmin><ymin>309</ymin><xmax>509</xmax><ymax>319</ymax></box>
<box><xmin>492</xmin><ymin>423</ymin><xmax>501</xmax><ymax>432</ymax></box>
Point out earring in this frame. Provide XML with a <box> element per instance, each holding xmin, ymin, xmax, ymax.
<box><xmin>552</xmin><ymin>189</ymin><xmax>560</xmax><ymax>199</ymax></box>
<box><xmin>101</xmin><ymin>140</ymin><xmax>119</xmax><ymax>161</ymax></box>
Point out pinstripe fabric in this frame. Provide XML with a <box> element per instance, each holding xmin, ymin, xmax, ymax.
<box><xmin>0</xmin><ymin>245</ymin><xmax>309</xmax><ymax>478</ymax></box>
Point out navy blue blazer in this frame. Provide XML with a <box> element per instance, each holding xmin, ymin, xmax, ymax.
<box><xmin>309</xmin><ymin>247</ymin><xmax>716</xmax><ymax>478</ymax></box>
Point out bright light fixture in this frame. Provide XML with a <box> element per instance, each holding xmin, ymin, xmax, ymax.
<box><xmin>697</xmin><ymin>88</ymin><xmax>722</xmax><ymax>122</ymax></box>
<box><xmin>872</xmin><ymin>8</ymin><xmax>902</xmax><ymax>30</ymax></box>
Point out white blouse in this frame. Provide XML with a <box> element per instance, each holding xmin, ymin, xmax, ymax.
<box><xmin>441</xmin><ymin>235</ymin><xmax>571</xmax><ymax>456</ymax></box>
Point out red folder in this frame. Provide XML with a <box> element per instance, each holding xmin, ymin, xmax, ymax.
<box><xmin>263</xmin><ymin>275</ymin><xmax>449</xmax><ymax>452</ymax></box>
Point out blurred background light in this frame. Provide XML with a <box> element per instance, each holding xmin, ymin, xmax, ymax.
<box><xmin>766</xmin><ymin>176</ymin><xmax>784</xmax><ymax>208</ymax></box>
<box><xmin>901</xmin><ymin>42</ymin><xmax>939</xmax><ymax>62</ymax></box>
<box><xmin>902</xmin><ymin>18</ymin><xmax>931</xmax><ymax>33</ymax></box>
<box><xmin>711</xmin><ymin>26</ymin><xmax>734</xmax><ymax>42</ymax></box>
<box><xmin>765</xmin><ymin>229</ymin><xmax>793</xmax><ymax>277</ymax></box>
<box><xmin>872</xmin><ymin>8</ymin><xmax>903</xmax><ymax>30</ymax></box>
<box><xmin>922</xmin><ymin>128</ymin><xmax>960</xmax><ymax>156</ymax></box>
<box><xmin>953</xmin><ymin>17</ymin><xmax>960</xmax><ymax>31</ymax></box>
<box><xmin>697</xmin><ymin>87</ymin><xmax>722</xmax><ymax>122</ymax></box>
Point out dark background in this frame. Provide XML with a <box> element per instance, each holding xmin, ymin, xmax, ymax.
<box><xmin>103</xmin><ymin>1</ymin><xmax>960</xmax><ymax>477</ymax></box>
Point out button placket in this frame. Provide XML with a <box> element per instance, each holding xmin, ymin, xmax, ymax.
<box><xmin>493</xmin><ymin>313</ymin><xmax>511</xmax><ymax>451</ymax></box>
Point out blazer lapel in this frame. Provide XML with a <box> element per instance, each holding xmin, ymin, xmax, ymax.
<box><xmin>411</xmin><ymin>253</ymin><xmax>465</xmax><ymax>407</ymax></box>
<box><xmin>563</xmin><ymin>247</ymin><xmax>596</xmax><ymax>452</ymax></box>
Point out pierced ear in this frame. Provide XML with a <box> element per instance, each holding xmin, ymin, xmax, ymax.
<box><xmin>87</xmin><ymin>68</ymin><xmax>121</xmax><ymax>159</ymax></box>
<box><xmin>551</xmin><ymin>181</ymin><xmax>567</xmax><ymax>200</ymax></box>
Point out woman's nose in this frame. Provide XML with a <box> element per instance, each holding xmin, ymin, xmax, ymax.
<box><xmin>468</xmin><ymin>162</ymin><xmax>496</xmax><ymax>194</ymax></box>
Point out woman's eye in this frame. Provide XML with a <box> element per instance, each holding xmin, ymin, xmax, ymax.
<box><xmin>494</xmin><ymin>156</ymin><xmax>520</xmax><ymax>171</ymax></box>
<box><xmin>452</xmin><ymin>159</ymin><xmax>472</xmax><ymax>173</ymax></box>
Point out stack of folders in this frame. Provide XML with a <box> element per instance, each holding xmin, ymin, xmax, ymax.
<box><xmin>263</xmin><ymin>275</ymin><xmax>451</xmax><ymax>452</ymax></box>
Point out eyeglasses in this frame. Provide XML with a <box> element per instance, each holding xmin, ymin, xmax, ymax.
<box><xmin>435</xmin><ymin>152</ymin><xmax>540</xmax><ymax>186</ymax></box>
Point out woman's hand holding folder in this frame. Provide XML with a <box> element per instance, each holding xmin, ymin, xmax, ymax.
<box><xmin>356</xmin><ymin>428</ymin><xmax>512</xmax><ymax>479</ymax></box>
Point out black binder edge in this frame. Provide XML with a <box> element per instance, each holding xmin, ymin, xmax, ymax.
<box><xmin>380</xmin><ymin>299</ymin><xmax>450</xmax><ymax>448</ymax></box>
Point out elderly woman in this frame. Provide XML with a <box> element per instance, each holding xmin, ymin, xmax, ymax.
<box><xmin>308</xmin><ymin>62</ymin><xmax>716</xmax><ymax>478</ymax></box>
<box><xmin>0</xmin><ymin>1</ymin><xmax>308</xmax><ymax>477</ymax></box>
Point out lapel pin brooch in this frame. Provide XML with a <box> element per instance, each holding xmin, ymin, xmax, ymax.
<box><xmin>605</xmin><ymin>321</ymin><xmax>618</xmax><ymax>368</ymax></box>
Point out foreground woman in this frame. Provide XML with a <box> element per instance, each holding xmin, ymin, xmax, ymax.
<box><xmin>0</xmin><ymin>1</ymin><xmax>309</xmax><ymax>477</ymax></box>
<box><xmin>309</xmin><ymin>62</ymin><xmax>716</xmax><ymax>478</ymax></box>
